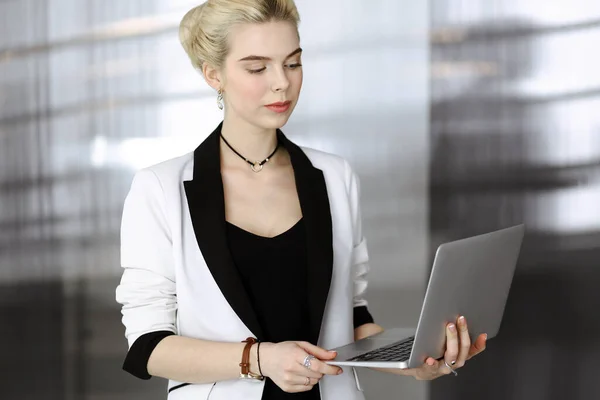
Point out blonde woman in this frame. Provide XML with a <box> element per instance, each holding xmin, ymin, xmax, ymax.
<box><xmin>115</xmin><ymin>1</ymin><xmax>487</xmax><ymax>399</ymax></box>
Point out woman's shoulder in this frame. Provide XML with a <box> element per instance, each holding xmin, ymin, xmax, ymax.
<box><xmin>300</xmin><ymin>145</ymin><xmax>346</xmax><ymax>171</ymax></box>
<box><xmin>299</xmin><ymin>145</ymin><xmax>357</xmax><ymax>184</ymax></box>
<box><xmin>146</xmin><ymin>151</ymin><xmax>194</xmax><ymax>176</ymax></box>
<box><xmin>129</xmin><ymin>152</ymin><xmax>194</xmax><ymax>194</ymax></box>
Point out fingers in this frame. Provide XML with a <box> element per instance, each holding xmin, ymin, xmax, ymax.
<box><xmin>304</xmin><ymin>357</ymin><xmax>343</xmax><ymax>376</ymax></box>
<box><xmin>280</xmin><ymin>378</ymin><xmax>318</xmax><ymax>393</ymax></box>
<box><xmin>289</xmin><ymin>375</ymin><xmax>319</xmax><ymax>387</ymax></box>
<box><xmin>443</xmin><ymin>322</ymin><xmax>459</xmax><ymax>373</ymax></box>
<box><xmin>295</xmin><ymin>341</ymin><xmax>337</xmax><ymax>360</ymax></box>
<box><xmin>285</xmin><ymin>348</ymin><xmax>324</xmax><ymax>379</ymax></box>
<box><xmin>281</xmin><ymin>370</ymin><xmax>321</xmax><ymax>392</ymax></box>
<box><xmin>467</xmin><ymin>333</ymin><xmax>488</xmax><ymax>360</ymax></box>
<box><xmin>424</xmin><ymin>357</ymin><xmax>443</xmax><ymax>379</ymax></box>
<box><xmin>416</xmin><ymin>318</ymin><xmax>489</xmax><ymax>380</ymax></box>
<box><xmin>294</xmin><ymin>364</ymin><xmax>323</xmax><ymax>380</ymax></box>
<box><xmin>454</xmin><ymin>316</ymin><xmax>471</xmax><ymax>368</ymax></box>
<box><xmin>295</xmin><ymin>342</ymin><xmax>342</xmax><ymax>376</ymax></box>
<box><xmin>277</xmin><ymin>349</ymin><xmax>323</xmax><ymax>393</ymax></box>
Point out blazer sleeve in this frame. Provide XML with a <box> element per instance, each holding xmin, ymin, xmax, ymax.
<box><xmin>115</xmin><ymin>169</ymin><xmax>178</xmax><ymax>379</ymax></box>
<box><xmin>345</xmin><ymin>160</ymin><xmax>375</xmax><ymax>328</ymax></box>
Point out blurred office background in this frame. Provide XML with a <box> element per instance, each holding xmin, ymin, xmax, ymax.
<box><xmin>0</xmin><ymin>1</ymin><xmax>598</xmax><ymax>400</ymax></box>
<box><xmin>429</xmin><ymin>1</ymin><xmax>600</xmax><ymax>400</ymax></box>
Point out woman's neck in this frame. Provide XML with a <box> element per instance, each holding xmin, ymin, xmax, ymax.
<box><xmin>220</xmin><ymin>118</ymin><xmax>279</xmax><ymax>164</ymax></box>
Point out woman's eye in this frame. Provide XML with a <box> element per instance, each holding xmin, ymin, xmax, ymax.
<box><xmin>248</xmin><ymin>67</ymin><xmax>267</xmax><ymax>74</ymax></box>
<box><xmin>247</xmin><ymin>63</ymin><xmax>302</xmax><ymax>74</ymax></box>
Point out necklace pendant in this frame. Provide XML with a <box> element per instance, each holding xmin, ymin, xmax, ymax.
<box><xmin>251</xmin><ymin>162</ymin><xmax>263</xmax><ymax>173</ymax></box>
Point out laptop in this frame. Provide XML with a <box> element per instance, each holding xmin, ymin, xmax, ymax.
<box><xmin>326</xmin><ymin>224</ymin><xmax>525</xmax><ymax>369</ymax></box>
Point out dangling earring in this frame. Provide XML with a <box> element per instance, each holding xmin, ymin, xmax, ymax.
<box><xmin>217</xmin><ymin>88</ymin><xmax>224</xmax><ymax>110</ymax></box>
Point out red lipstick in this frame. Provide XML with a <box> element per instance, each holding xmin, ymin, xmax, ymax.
<box><xmin>265</xmin><ymin>101</ymin><xmax>291</xmax><ymax>113</ymax></box>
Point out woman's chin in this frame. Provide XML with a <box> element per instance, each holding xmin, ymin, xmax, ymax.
<box><xmin>258</xmin><ymin>113</ymin><xmax>293</xmax><ymax>130</ymax></box>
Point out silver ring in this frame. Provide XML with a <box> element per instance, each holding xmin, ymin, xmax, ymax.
<box><xmin>303</xmin><ymin>355</ymin><xmax>315</xmax><ymax>370</ymax></box>
<box><xmin>304</xmin><ymin>377</ymin><xmax>310</xmax><ymax>386</ymax></box>
<box><xmin>444</xmin><ymin>360</ymin><xmax>458</xmax><ymax>376</ymax></box>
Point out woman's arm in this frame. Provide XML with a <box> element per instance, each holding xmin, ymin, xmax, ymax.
<box><xmin>117</xmin><ymin>170</ymin><xmax>253</xmax><ymax>384</ymax></box>
<box><xmin>149</xmin><ymin>321</ymin><xmax>390</xmax><ymax>383</ymax></box>
<box><xmin>354</xmin><ymin>322</ymin><xmax>384</xmax><ymax>341</ymax></box>
<box><xmin>148</xmin><ymin>337</ymin><xmax>341</xmax><ymax>389</ymax></box>
<box><xmin>147</xmin><ymin>336</ymin><xmax>255</xmax><ymax>384</ymax></box>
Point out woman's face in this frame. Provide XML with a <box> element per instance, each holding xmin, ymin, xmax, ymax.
<box><xmin>220</xmin><ymin>21</ymin><xmax>303</xmax><ymax>130</ymax></box>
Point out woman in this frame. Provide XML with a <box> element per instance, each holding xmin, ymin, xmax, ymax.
<box><xmin>115</xmin><ymin>1</ymin><xmax>488</xmax><ymax>399</ymax></box>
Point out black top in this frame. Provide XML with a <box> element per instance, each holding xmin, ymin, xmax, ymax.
<box><xmin>226</xmin><ymin>218</ymin><xmax>319</xmax><ymax>400</ymax></box>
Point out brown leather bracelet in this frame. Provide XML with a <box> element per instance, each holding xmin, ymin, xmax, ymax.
<box><xmin>239</xmin><ymin>337</ymin><xmax>264</xmax><ymax>381</ymax></box>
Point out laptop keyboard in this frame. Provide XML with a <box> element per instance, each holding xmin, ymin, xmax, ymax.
<box><xmin>347</xmin><ymin>336</ymin><xmax>415</xmax><ymax>362</ymax></box>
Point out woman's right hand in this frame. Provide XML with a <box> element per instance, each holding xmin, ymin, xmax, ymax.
<box><xmin>259</xmin><ymin>341</ymin><xmax>343</xmax><ymax>393</ymax></box>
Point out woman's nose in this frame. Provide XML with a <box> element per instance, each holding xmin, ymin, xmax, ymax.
<box><xmin>271</xmin><ymin>69</ymin><xmax>290</xmax><ymax>92</ymax></box>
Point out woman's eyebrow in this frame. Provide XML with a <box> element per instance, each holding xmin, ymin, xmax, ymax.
<box><xmin>238</xmin><ymin>47</ymin><xmax>302</xmax><ymax>62</ymax></box>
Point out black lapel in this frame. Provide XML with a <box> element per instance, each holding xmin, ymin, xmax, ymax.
<box><xmin>277</xmin><ymin>130</ymin><xmax>334</xmax><ymax>345</ymax></box>
<box><xmin>183</xmin><ymin>123</ymin><xmax>333</xmax><ymax>345</ymax></box>
<box><xmin>183</xmin><ymin>122</ymin><xmax>264</xmax><ymax>340</ymax></box>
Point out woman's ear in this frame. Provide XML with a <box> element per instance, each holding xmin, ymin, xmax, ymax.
<box><xmin>202</xmin><ymin>63</ymin><xmax>223</xmax><ymax>91</ymax></box>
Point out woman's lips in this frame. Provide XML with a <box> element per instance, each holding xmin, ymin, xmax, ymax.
<box><xmin>265</xmin><ymin>101</ymin><xmax>291</xmax><ymax>113</ymax></box>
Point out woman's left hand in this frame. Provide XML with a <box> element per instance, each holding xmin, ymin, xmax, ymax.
<box><xmin>406</xmin><ymin>316</ymin><xmax>487</xmax><ymax>381</ymax></box>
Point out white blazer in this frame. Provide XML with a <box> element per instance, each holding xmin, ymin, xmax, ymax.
<box><xmin>116</xmin><ymin>123</ymin><xmax>372</xmax><ymax>400</ymax></box>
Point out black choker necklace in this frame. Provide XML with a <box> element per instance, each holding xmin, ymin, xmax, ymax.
<box><xmin>220</xmin><ymin>133</ymin><xmax>280</xmax><ymax>173</ymax></box>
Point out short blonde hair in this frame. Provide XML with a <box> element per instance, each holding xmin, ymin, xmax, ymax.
<box><xmin>179</xmin><ymin>0</ymin><xmax>301</xmax><ymax>72</ymax></box>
